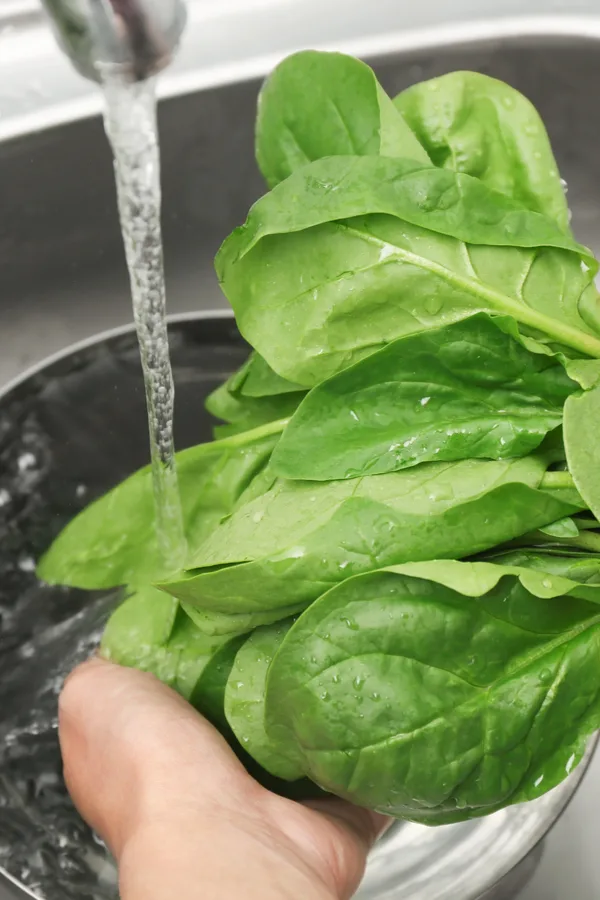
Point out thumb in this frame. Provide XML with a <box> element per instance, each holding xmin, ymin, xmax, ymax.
<box><xmin>59</xmin><ymin>657</ymin><xmax>251</xmax><ymax>858</ymax></box>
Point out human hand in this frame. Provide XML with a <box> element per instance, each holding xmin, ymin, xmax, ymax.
<box><xmin>59</xmin><ymin>658</ymin><xmax>389</xmax><ymax>900</ymax></box>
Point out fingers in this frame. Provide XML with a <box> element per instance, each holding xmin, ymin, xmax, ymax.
<box><xmin>59</xmin><ymin>657</ymin><xmax>250</xmax><ymax>859</ymax></box>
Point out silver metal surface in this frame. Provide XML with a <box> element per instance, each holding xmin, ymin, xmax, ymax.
<box><xmin>2</xmin><ymin>3</ymin><xmax>600</xmax><ymax>900</ymax></box>
<box><xmin>3</xmin><ymin>3</ymin><xmax>600</xmax><ymax>141</ymax></box>
<box><xmin>39</xmin><ymin>0</ymin><xmax>187</xmax><ymax>82</ymax></box>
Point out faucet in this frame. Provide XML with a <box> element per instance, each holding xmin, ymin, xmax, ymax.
<box><xmin>40</xmin><ymin>0</ymin><xmax>187</xmax><ymax>83</ymax></box>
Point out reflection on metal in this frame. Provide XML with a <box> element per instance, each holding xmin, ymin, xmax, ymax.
<box><xmin>3</xmin><ymin>3</ymin><xmax>600</xmax><ymax>139</ymax></box>
<box><xmin>39</xmin><ymin>0</ymin><xmax>187</xmax><ymax>82</ymax></box>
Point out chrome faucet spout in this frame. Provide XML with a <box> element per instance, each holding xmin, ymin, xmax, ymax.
<box><xmin>40</xmin><ymin>0</ymin><xmax>187</xmax><ymax>83</ymax></box>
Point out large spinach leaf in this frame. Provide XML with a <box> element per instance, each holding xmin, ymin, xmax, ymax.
<box><xmin>158</xmin><ymin>456</ymin><xmax>579</xmax><ymax>616</ymax></box>
<box><xmin>38</xmin><ymin>431</ymin><xmax>279</xmax><ymax>590</ymax></box>
<box><xmin>217</xmin><ymin>156</ymin><xmax>600</xmax><ymax>385</ymax></box>
<box><xmin>394</xmin><ymin>71</ymin><xmax>570</xmax><ymax>229</ymax></box>
<box><xmin>256</xmin><ymin>50</ymin><xmax>429</xmax><ymax>189</ymax></box>
<box><xmin>265</xmin><ymin>560</ymin><xmax>600</xmax><ymax>822</ymax></box>
<box><xmin>272</xmin><ymin>314</ymin><xmax>576</xmax><ymax>481</ymax></box>
<box><xmin>224</xmin><ymin>619</ymin><xmax>304</xmax><ymax>780</ymax></box>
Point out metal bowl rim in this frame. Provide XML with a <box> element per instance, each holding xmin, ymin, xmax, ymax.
<box><xmin>0</xmin><ymin>309</ymin><xmax>235</xmax><ymax>403</ymax></box>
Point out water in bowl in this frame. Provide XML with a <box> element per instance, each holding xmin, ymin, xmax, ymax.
<box><xmin>0</xmin><ymin>319</ymin><xmax>248</xmax><ymax>898</ymax></box>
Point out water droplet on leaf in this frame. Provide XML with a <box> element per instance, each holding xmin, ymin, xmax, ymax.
<box><xmin>423</xmin><ymin>296</ymin><xmax>444</xmax><ymax>316</ymax></box>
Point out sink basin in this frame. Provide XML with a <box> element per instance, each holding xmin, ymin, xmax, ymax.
<box><xmin>1</xmin><ymin>7</ymin><xmax>600</xmax><ymax>900</ymax></box>
<box><xmin>3</xmin><ymin>16</ymin><xmax>600</xmax><ymax>388</ymax></box>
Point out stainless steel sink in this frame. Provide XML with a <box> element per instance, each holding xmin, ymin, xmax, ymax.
<box><xmin>2</xmin><ymin>3</ymin><xmax>600</xmax><ymax>899</ymax></box>
<box><xmin>3</xmin><ymin>14</ymin><xmax>600</xmax><ymax>388</ymax></box>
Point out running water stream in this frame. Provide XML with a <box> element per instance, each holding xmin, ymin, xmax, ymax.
<box><xmin>0</xmin><ymin>13</ymin><xmax>190</xmax><ymax>897</ymax></box>
<box><xmin>102</xmin><ymin>76</ymin><xmax>187</xmax><ymax>570</ymax></box>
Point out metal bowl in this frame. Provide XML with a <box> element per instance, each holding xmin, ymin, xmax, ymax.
<box><xmin>0</xmin><ymin>314</ymin><xmax>596</xmax><ymax>900</ymax></box>
<box><xmin>2</xmin><ymin>2</ymin><xmax>600</xmax><ymax>898</ymax></box>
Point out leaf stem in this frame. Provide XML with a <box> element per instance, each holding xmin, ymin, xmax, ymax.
<box><xmin>516</xmin><ymin>528</ymin><xmax>600</xmax><ymax>554</ymax></box>
<box><xmin>540</xmin><ymin>471</ymin><xmax>576</xmax><ymax>490</ymax></box>
<box><xmin>343</xmin><ymin>225</ymin><xmax>600</xmax><ymax>359</ymax></box>
<box><xmin>562</xmin><ymin>531</ymin><xmax>600</xmax><ymax>553</ymax></box>
<box><xmin>173</xmin><ymin>418</ymin><xmax>289</xmax><ymax>469</ymax></box>
<box><xmin>214</xmin><ymin>417</ymin><xmax>290</xmax><ymax>448</ymax></box>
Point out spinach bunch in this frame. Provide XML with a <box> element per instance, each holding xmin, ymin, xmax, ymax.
<box><xmin>39</xmin><ymin>51</ymin><xmax>600</xmax><ymax>824</ymax></box>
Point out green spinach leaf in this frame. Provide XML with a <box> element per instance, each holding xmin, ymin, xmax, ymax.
<box><xmin>538</xmin><ymin>517</ymin><xmax>581</xmax><ymax>539</ymax></box>
<box><xmin>487</xmin><ymin>550</ymin><xmax>600</xmax><ymax>583</ymax></box>
<box><xmin>564</xmin><ymin>384</ymin><xmax>600</xmax><ymax>525</ymax></box>
<box><xmin>224</xmin><ymin>619</ymin><xmax>304</xmax><ymax>780</ymax></box>
<box><xmin>256</xmin><ymin>50</ymin><xmax>429</xmax><ymax>188</ymax></box>
<box><xmin>192</xmin><ymin>632</ymin><xmax>248</xmax><ymax>729</ymax></box>
<box><xmin>206</xmin><ymin>379</ymin><xmax>303</xmax><ymax>433</ymax></box>
<box><xmin>101</xmin><ymin>589</ymin><xmax>319</xmax><ymax>796</ymax></box>
<box><xmin>272</xmin><ymin>314</ymin><xmax>576</xmax><ymax>480</ymax></box>
<box><xmin>101</xmin><ymin>585</ymin><xmax>180</xmax><ymax>670</ymax></box>
<box><xmin>101</xmin><ymin>585</ymin><xmax>245</xmax><ymax>726</ymax></box>
<box><xmin>265</xmin><ymin>560</ymin><xmax>600</xmax><ymax>822</ymax></box>
<box><xmin>394</xmin><ymin>71</ymin><xmax>570</xmax><ymax>229</ymax></box>
<box><xmin>206</xmin><ymin>352</ymin><xmax>305</xmax><ymax>433</ymax></box>
<box><xmin>158</xmin><ymin>456</ymin><xmax>579</xmax><ymax>617</ymax></box>
<box><xmin>231</xmin><ymin>353</ymin><xmax>305</xmax><ymax>398</ymax></box>
<box><xmin>38</xmin><ymin>431</ymin><xmax>279</xmax><ymax>590</ymax></box>
<box><xmin>182</xmin><ymin>601</ymin><xmax>306</xmax><ymax>638</ymax></box>
<box><xmin>217</xmin><ymin>156</ymin><xmax>600</xmax><ymax>385</ymax></box>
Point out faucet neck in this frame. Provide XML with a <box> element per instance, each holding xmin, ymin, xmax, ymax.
<box><xmin>40</xmin><ymin>0</ymin><xmax>187</xmax><ymax>84</ymax></box>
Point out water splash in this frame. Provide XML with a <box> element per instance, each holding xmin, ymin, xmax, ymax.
<box><xmin>102</xmin><ymin>77</ymin><xmax>186</xmax><ymax>570</ymax></box>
